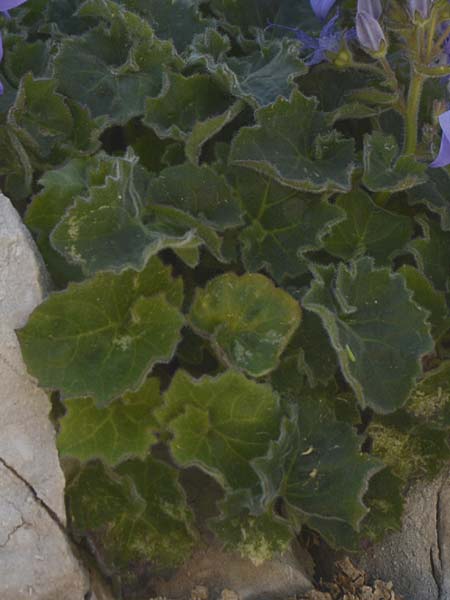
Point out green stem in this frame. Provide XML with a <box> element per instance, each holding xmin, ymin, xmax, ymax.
<box><xmin>404</xmin><ymin>71</ymin><xmax>425</xmax><ymax>155</ymax></box>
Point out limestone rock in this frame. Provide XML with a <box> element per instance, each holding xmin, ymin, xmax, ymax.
<box><xmin>359</xmin><ymin>468</ymin><xmax>450</xmax><ymax>600</ymax></box>
<box><xmin>0</xmin><ymin>193</ymin><xmax>48</xmax><ymax>329</ymax></box>
<box><xmin>151</xmin><ymin>540</ymin><xmax>314</xmax><ymax>600</ymax></box>
<box><xmin>0</xmin><ymin>193</ymin><xmax>91</xmax><ymax>599</ymax></box>
<box><xmin>0</xmin><ymin>463</ymin><xmax>89</xmax><ymax>600</ymax></box>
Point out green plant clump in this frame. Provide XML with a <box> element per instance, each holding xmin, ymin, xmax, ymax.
<box><xmin>4</xmin><ymin>0</ymin><xmax>450</xmax><ymax>593</ymax></box>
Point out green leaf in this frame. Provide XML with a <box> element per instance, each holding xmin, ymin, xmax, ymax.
<box><xmin>18</xmin><ymin>256</ymin><xmax>184</xmax><ymax>405</ymax></box>
<box><xmin>160</xmin><ymin>370</ymin><xmax>281</xmax><ymax>490</ymax></box>
<box><xmin>208</xmin><ymin>0</ymin><xmax>318</xmax><ymax>33</ymax></box>
<box><xmin>230</xmin><ymin>90</ymin><xmax>355</xmax><ymax>193</ymax></box>
<box><xmin>253</xmin><ymin>391</ymin><xmax>380</xmax><ymax>528</ymax></box>
<box><xmin>146</xmin><ymin>162</ymin><xmax>243</xmax><ymax>259</ymax></box>
<box><xmin>7</xmin><ymin>74</ymin><xmax>99</xmax><ymax>167</ymax></box>
<box><xmin>409</xmin><ymin>217</ymin><xmax>450</xmax><ymax>291</ymax></box>
<box><xmin>51</xmin><ymin>154</ymin><xmax>243</xmax><ymax>274</ymax></box>
<box><xmin>362</xmin><ymin>132</ymin><xmax>427</xmax><ymax>193</ymax></box>
<box><xmin>303</xmin><ymin>257</ymin><xmax>433</xmax><ymax>413</ymax></box>
<box><xmin>58</xmin><ymin>378</ymin><xmax>161</xmax><ymax>465</ymax></box>
<box><xmin>67</xmin><ymin>458</ymin><xmax>195</xmax><ymax>570</ymax></box>
<box><xmin>189</xmin><ymin>273</ymin><xmax>301</xmax><ymax>377</ymax></box>
<box><xmin>144</xmin><ymin>72</ymin><xmax>244</xmax><ymax>164</ymax></box>
<box><xmin>54</xmin><ymin>3</ymin><xmax>183</xmax><ymax>124</ymax></box>
<box><xmin>50</xmin><ymin>151</ymin><xmax>183</xmax><ymax>274</ymax></box>
<box><xmin>3</xmin><ymin>37</ymin><xmax>50</xmax><ymax>86</ymax></box>
<box><xmin>209</xmin><ymin>491</ymin><xmax>293</xmax><ymax>565</ymax></box>
<box><xmin>359</xmin><ymin>469</ymin><xmax>404</xmax><ymax>544</ymax></box>
<box><xmin>236</xmin><ymin>169</ymin><xmax>344</xmax><ymax>281</ymax></box>
<box><xmin>194</xmin><ymin>38</ymin><xmax>306</xmax><ymax>108</ymax></box>
<box><xmin>25</xmin><ymin>159</ymin><xmax>88</xmax><ymax>286</ymax></box>
<box><xmin>298</xmin><ymin>66</ymin><xmax>396</xmax><ymax>124</ymax></box>
<box><xmin>119</xmin><ymin>0</ymin><xmax>210</xmax><ymax>52</ymax></box>
<box><xmin>294</xmin><ymin>309</ymin><xmax>338</xmax><ymax>387</ymax></box>
<box><xmin>323</xmin><ymin>190</ymin><xmax>413</xmax><ymax>265</ymax></box>
<box><xmin>303</xmin><ymin>468</ymin><xmax>404</xmax><ymax>550</ymax></box>
<box><xmin>408</xmin><ymin>168</ymin><xmax>450</xmax><ymax>231</ymax></box>
<box><xmin>398</xmin><ymin>265</ymin><xmax>450</xmax><ymax>339</ymax></box>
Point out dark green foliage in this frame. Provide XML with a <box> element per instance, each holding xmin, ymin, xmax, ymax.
<box><xmin>6</xmin><ymin>0</ymin><xmax>450</xmax><ymax>593</ymax></box>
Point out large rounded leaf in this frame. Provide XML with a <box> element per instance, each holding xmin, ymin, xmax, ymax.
<box><xmin>18</xmin><ymin>257</ymin><xmax>184</xmax><ymax>405</ymax></box>
<box><xmin>189</xmin><ymin>273</ymin><xmax>301</xmax><ymax>376</ymax></box>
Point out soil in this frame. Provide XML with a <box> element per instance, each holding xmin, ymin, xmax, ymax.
<box><xmin>148</xmin><ymin>557</ymin><xmax>402</xmax><ymax>600</ymax></box>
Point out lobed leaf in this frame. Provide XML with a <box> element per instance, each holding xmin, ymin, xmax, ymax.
<box><xmin>160</xmin><ymin>369</ymin><xmax>281</xmax><ymax>490</ymax></box>
<box><xmin>18</xmin><ymin>256</ymin><xmax>184</xmax><ymax>405</ymax></box>
<box><xmin>189</xmin><ymin>272</ymin><xmax>301</xmax><ymax>376</ymax></box>
<box><xmin>323</xmin><ymin>190</ymin><xmax>413</xmax><ymax>265</ymax></box>
<box><xmin>230</xmin><ymin>90</ymin><xmax>355</xmax><ymax>193</ymax></box>
<box><xmin>254</xmin><ymin>389</ymin><xmax>381</xmax><ymax>528</ymax></box>
<box><xmin>67</xmin><ymin>458</ymin><xmax>195</xmax><ymax>570</ymax></box>
<box><xmin>362</xmin><ymin>132</ymin><xmax>427</xmax><ymax>193</ymax></box>
<box><xmin>58</xmin><ymin>378</ymin><xmax>161</xmax><ymax>465</ymax></box>
<box><xmin>303</xmin><ymin>257</ymin><xmax>433</xmax><ymax>413</ymax></box>
<box><xmin>54</xmin><ymin>3</ymin><xmax>183</xmax><ymax>124</ymax></box>
<box><xmin>236</xmin><ymin>169</ymin><xmax>344</xmax><ymax>281</ymax></box>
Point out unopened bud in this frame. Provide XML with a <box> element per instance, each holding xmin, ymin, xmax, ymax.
<box><xmin>357</xmin><ymin>0</ymin><xmax>382</xmax><ymax>20</ymax></box>
<box><xmin>407</xmin><ymin>0</ymin><xmax>431</xmax><ymax>20</ymax></box>
<box><xmin>356</xmin><ymin>11</ymin><xmax>386</xmax><ymax>52</ymax></box>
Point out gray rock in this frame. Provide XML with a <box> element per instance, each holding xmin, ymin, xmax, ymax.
<box><xmin>359</xmin><ymin>468</ymin><xmax>450</xmax><ymax>600</ymax></box>
<box><xmin>151</xmin><ymin>540</ymin><xmax>314</xmax><ymax>600</ymax></box>
<box><xmin>0</xmin><ymin>193</ymin><xmax>92</xmax><ymax>599</ymax></box>
<box><xmin>0</xmin><ymin>193</ymin><xmax>48</xmax><ymax>329</ymax></box>
<box><xmin>0</xmin><ymin>462</ymin><xmax>89</xmax><ymax>600</ymax></box>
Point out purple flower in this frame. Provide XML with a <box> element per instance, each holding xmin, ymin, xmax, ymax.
<box><xmin>266</xmin><ymin>13</ymin><xmax>350</xmax><ymax>66</ymax></box>
<box><xmin>407</xmin><ymin>0</ymin><xmax>431</xmax><ymax>19</ymax></box>
<box><xmin>357</xmin><ymin>0</ymin><xmax>382</xmax><ymax>19</ymax></box>
<box><xmin>356</xmin><ymin>11</ymin><xmax>385</xmax><ymax>51</ymax></box>
<box><xmin>310</xmin><ymin>0</ymin><xmax>337</xmax><ymax>21</ymax></box>
<box><xmin>431</xmin><ymin>110</ymin><xmax>450</xmax><ymax>168</ymax></box>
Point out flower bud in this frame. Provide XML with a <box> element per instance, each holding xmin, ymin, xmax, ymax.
<box><xmin>357</xmin><ymin>0</ymin><xmax>382</xmax><ymax>20</ymax></box>
<box><xmin>356</xmin><ymin>11</ymin><xmax>386</xmax><ymax>52</ymax></box>
<box><xmin>407</xmin><ymin>0</ymin><xmax>431</xmax><ymax>20</ymax></box>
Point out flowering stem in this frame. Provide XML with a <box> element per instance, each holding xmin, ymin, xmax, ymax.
<box><xmin>426</xmin><ymin>6</ymin><xmax>439</xmax><ymax>61</ymax></box>
<box><xmin>404</xmin><ymin>72</ymin><xmax>425</xmax><ymax>154</ymax></box>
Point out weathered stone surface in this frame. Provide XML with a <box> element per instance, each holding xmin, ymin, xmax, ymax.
<box><xmin>0</xmin><ymin>193</ymin><xmax>48</xmax><ymax>329</ymax></box>
<box><xmin>0</xmin><ymin>463</ymin><xmax>90</xmax><ymax>600</ymax></box>
<box><xmin>0</xmin><ymin>324</ymin><xmax>66</xmax><ymax>520</ymax></box>
<box><xmin>152</xmin><ymin>540</ymin><xmax>314</xmax><ymax>600</ymax></box>
<box><xmin>0</xmin><ymin>192</ymin><xmax>91</xmax><ymax>599</ymax></box>
<box><xmin>359</xmin><ymin>468</ymin><xmax>450</xmax><ymax>600</ymax></box>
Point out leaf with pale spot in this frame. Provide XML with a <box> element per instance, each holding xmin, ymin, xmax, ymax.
<box><xmin>209</xmin><ymin>490</ymin><xmax>293</xmax><ymax>564</ymax></box>
<box><xmin>189</xmin><ymin>273</ymin><xmax>301</xmax><ymax>376</ymax></box>
<box><xmin>18</xmin><ymin>256</ymin><xmax>184</xmax><ymax>405</ymax></box>
<box><xmin>67</xmin><ymin>458</ymin><xmax>195</xmax><ymax>571</ymax></box>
